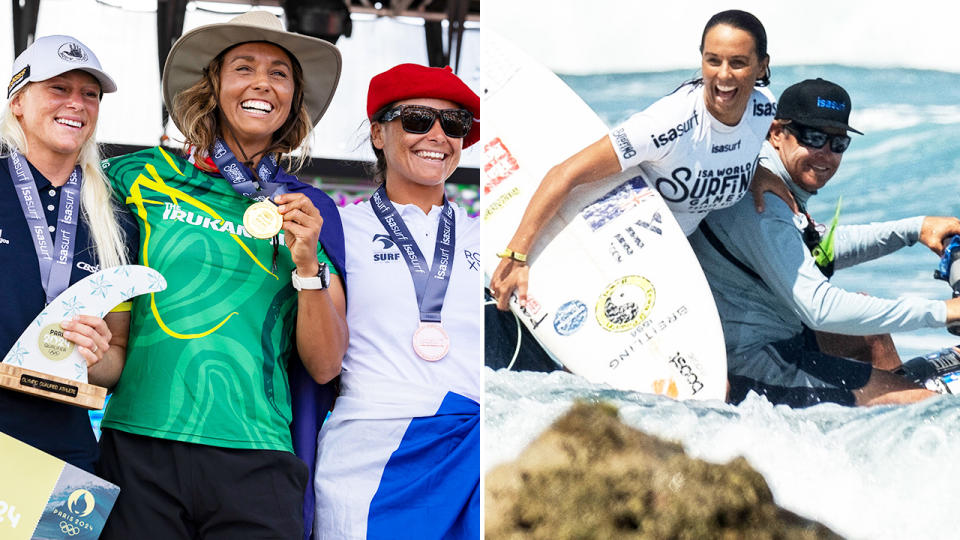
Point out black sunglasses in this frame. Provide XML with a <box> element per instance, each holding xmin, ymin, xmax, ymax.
<box><xmin>378</xmin><ymin>105</ymin><xmax>474</xmax><ymax>139</ymax></box>
<box><xmin>784</xmin><ymin>122</ymin><xmax>851</xmax><ymax>154</ymax></box>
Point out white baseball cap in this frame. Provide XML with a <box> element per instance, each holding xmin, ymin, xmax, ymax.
<box><xmin>7</xmin><ymin>35</ymin><xmax>117</xmax><ymax>99</ymax></box>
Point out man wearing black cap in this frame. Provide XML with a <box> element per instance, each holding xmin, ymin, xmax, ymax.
<box><xmin>688</xmin><ymin>78</ymin><xmax>960</xmax><ymax>407</ymax></box>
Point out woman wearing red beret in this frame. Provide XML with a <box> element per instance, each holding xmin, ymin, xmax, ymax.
<box><xmin>312</xmin><ymin>63</ymin><xmax>480</xmax><ymax>539</ymax></box>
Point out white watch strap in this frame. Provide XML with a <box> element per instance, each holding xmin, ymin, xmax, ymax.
<box><xmin>291</xmin><ymin>267</ymin><xmax>328</xmax><ymax>290</ymax></box>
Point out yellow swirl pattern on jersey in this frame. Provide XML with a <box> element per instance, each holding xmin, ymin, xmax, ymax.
<box><xmin>123</xmin><ymin>147</ymin><xmax>278</xmax><ymax>339</ymax></box>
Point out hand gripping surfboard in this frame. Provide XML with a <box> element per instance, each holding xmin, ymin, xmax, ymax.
<box><xmin>481</xmin><ymin>31</ymin><xmax>728</xmax><ymax>400</ymax></box>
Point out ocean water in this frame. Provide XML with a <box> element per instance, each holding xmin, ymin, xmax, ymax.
<box><xmin>485</xmin><ymin>66</ymin><xmax>960</xmax><ymax>540</ymax></box>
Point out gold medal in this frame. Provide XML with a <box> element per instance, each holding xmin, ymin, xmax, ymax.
<box><xmin>243</xmin><ymin>200</ymin><xmax>283</xmax><ymax>239</ymax></box>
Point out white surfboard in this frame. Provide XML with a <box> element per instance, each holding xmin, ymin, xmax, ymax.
<box><xmin>3</xmin><ymin>265</ymin><xmax>167</xmax><ymax>383</ymax></box>
<box><xmin>482</xmin><ymin>32</ymin><xmax>727</xmax><ymax>401</ymax></box>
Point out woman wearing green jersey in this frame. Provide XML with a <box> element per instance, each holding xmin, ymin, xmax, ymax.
<box><xmin>96</xmin><ymin>12</ymin><xmax>347</xmax><ymax>539</ymax></box>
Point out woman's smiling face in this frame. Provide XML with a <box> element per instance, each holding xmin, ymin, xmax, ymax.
<box><xmin>372</xmin><ymin>98</ymin><xmax>464</xmax><ymax>189</ymax></box>
<box><xmin>217</xmin><ymin>41</ymin><xmax>295</xmax><ymax>156</ymax></box>
<box><xmin>11</xmin><ymin>71</ymin><xmax>101</xmax><ymax>161</ymax></box>
<box><xmin>700</xmin><ymin>23</ymin><xmax>767</xmax><ymax>126</ymax></box>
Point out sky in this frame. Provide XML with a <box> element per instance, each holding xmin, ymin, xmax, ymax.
<box><xmin>483</xmin><ymin>0</ymin><xmax>960</xmax><ymax>74</ymax></box>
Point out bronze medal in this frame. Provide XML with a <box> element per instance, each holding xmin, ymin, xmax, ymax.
<box><xmin>412</xmin><ymin>322</ymin><xmax>450</xmax><ymax>362</ymax></box>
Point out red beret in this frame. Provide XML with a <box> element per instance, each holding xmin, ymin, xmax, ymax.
<box><xmin>367</xmin><ymin>63</ymin><xmax>480</xmax><ymax>149</ymax></box>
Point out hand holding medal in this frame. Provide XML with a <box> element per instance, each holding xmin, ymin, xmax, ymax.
<box><xmin>274</xmin><ymin>192</ymin><xmax>325</xmax><ymax>274</ymax></box>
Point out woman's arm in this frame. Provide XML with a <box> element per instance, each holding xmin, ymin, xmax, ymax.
<box><xmin>275</xmin><ymin>192</ymin><xmax>347</xmax><ymax>383</ymax></box>
<box><xmin>295</xmin><ymin>275</ymin><xmax>347</xmax><ymax>383</ymax></box>
<box><xmin>490</xmin><ymin>136</ymin><xmax>621</xmax><ymax>310</ymax></box>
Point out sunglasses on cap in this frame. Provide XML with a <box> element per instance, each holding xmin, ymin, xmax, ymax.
<box><xmin>783</xmin><ymin>122</ymin><xmax>852</xmax><ymax>154</ymax></box>
<box><xmin>378</xmin><ymin>105</ymin><xmax>474</xmax><ymax>139</ymax></box>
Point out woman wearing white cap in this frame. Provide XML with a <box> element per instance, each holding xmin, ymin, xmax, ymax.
<box><xmin>95</xmin><ymin>11</ymin><xmax>347</xmax><ymax>539</ymax></box>
<box><xmin>0</xmin><ymin>35</ymin><xmax>134</xmax><ymax>472</ymax></box>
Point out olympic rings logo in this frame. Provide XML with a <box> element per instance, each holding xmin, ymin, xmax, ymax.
<box><xmin>59</xmin><ymin>520</ymin><xmax>80</xmax><ymax>536</ymax></box>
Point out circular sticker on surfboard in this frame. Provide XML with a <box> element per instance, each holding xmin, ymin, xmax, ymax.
<box><xmin>553</xmin><ymin>300</ymin><xmax>588</xmax><ymax>336</ymax></box>
<box><xmin>595</xmin><ymin>276</ymin><xmax>655</xmax><ymax>333</ymax></box>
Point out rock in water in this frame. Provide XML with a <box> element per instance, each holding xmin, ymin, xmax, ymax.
<box><xmin>485</xmin><ymin>402</ymin><xmax>841</xmax><ymax>539</ymax></box>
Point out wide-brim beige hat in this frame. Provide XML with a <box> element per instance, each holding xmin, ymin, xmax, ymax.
<box><xmin>161</xmin><ymin>10</ymin><xmax>341</xmax><ymax>132</ymax></box>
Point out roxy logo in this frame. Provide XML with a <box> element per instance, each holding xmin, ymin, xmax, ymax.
<box><xmin>463</xmin><ymin>249</ymin><xmax>480</xmax><ymax>271</ymax></box>
<box><xmin>650</xmin><ymin>111</ymin><xmax>698</xmax><ymax>148</ymax></box>
<box><xmin>77</xmin><ymin>261</ymin><xmax>99</xmax><ymax>274</ymax></box>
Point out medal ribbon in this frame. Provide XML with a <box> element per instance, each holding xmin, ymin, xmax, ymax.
<box><xmin>209</xmin><ymin>139</ymin><xmax>288</xmax><ymax>269</ymax></box>
<box><xmin>370</xmin><ymin>185</ymin><xmax>456</xmax><ymax>323</ymax></box>
<box><xmin>8</xmin><ymin>151</ymin><xmax>82</xmax><ymax>303</ymax></box>
<box><xmin>209</xmin><ymin>138</ymin><xmax>287</xmax><ymax>201</ymax></box>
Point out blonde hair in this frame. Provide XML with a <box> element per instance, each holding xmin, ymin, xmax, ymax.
<box><xmin>171</xmin><ymin>44</ymin><xmax>312</xmax><ymax>174</ymax></box>
<box><xmin>0</xmin><ymin>84</ymin><xmax>128</xmax><ymax>268</ymax></box>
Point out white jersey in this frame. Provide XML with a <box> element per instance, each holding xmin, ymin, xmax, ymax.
<box><xmin>314</xmin><ymin>199</ymin><xmax>482</xmax><ymax>540</ymax></box>
<box><xmin>608</xmin><ymin>83</ymin><xmax>776</xmax><ymax>234</ymax></box>
<box><xmin>337</xmin><ymin>199</ymin><xmax>482</xmax><ymax>402</ymax></box>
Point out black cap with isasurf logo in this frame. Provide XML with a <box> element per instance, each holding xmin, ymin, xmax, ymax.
<box><xmin>775</xmin><ymin>78</ymin><xmax>863</xmax><ymax>134</ymax></box>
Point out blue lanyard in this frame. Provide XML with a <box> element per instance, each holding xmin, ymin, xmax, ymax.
<box><xmin>209</xmin><ymin>138</ymin><xmax>286</xmax><ymax>201</ymax></box>
<box><xmin>8</xmin><ymin>152</ymin><xmax>82</xmax><ymax>304</ymax></box>
<box><xmin>370</xmin><ymin>186</ymin><xmax>456</xmax><ymax>323</ymax></box>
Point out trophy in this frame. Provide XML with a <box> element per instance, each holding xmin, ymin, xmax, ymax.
<box><xmin>0</xmin><ymin>265</ymin><xmax>166</xmax><ymax>409</ymax></box>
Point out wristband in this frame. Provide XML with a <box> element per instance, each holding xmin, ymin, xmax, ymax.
<box><xmin>496</xmin><ymin>248</ymin><xmax>527</xmax><ymax>263</ymax></box>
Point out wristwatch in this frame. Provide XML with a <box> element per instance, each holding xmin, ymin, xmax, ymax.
<box><xmin>291</xmin><ymin>263</ymin><xmax>330</xmax><ymax>291</ymax></box>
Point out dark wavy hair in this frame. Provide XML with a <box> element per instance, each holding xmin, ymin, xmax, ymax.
<box><xmin>679</xmin><ymin>9</ymin><xmax>770</xmax><ymax>91</ymax></box>
<box><xmin>364</xmin><ymin>105</ymin><xmax>392</xmax><ymax>184</ymax></box>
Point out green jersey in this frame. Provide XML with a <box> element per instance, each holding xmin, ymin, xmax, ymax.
<box><xmin>101</xmin><ymin>147</ymin><xmax>333</xmax><ymax>452</ymax></box>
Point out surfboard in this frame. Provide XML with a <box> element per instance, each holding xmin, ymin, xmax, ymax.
<box><xmin>481</xmin><ymin>31</ymin><xmax>728</xmax><ymax>401</ymax></box>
